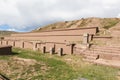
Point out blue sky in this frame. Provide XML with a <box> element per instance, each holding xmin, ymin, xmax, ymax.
<box><xmin>0</xmin><ymin>0</ymin><xmax>120</xmax><ymax>32</ymax></box>
<box><xmin>0</xmin><ymin>25</ymin><xmax>10</xmax><ymax>31</ymax></box>
<box><xmin>0</xmin><ymin>25</ymin><xmax>32</xmax><ymax>32</ymax></box>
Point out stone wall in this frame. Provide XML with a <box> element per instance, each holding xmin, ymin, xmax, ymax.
<box><xmin>1</xmin><ymin>27</ymin><xmax>98</xmax><ymax>55</ymax></box>
<box><xmin>0</xmin><ymin>40</ymin><xmax>74</xmax><ymax>55</ymax></box>
<box><xmin>11</xmin><ymin>27</ymin><xmax>98</xmax><ymax>37</ymax></box>
<box><xmin>5</xmin><ymin>27</ymin><xmax>97</xmax><ymax>42</ymax></box>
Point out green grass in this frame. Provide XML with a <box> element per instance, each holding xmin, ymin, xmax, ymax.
<box><xmin>12</xmin><ymin>48</ymin><xmax>78</xmax><ymax>80</ymax></box>
<box><xmin>0</xmin><ymin>48</ymin><xmax>119</xmax><ymax>80</ymax></box>
<box><xmin>103</xmin><ymin>19</ymin><xmax>119</xmax><ymax>29</ymax></box>
<box><xmin>78</xmin><ymin>65</ymin><xmax>118</xmax><ymax>80</ymax></box>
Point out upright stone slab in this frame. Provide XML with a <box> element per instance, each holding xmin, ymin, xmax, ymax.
<box><xmin>49</xmin><ymin>47</ymin><xmax>54</xmax><ymax>55</ymax></box>
<box><xmin>58</xmin><ymin>48</ymin><xmax>63</xmax><ymax>56</ymax></box>
<box><xmin>13</xmin><ymin>41</ymin><xmax>15</xmax><ymax>47</ymax></box>
<box><xmin>83</xmin><ymin>33</ymin><xmax>89</xmax><ymax>44</ymax></box>
<box><xmin>33</xmin><ymin>42</ymin><xmax>37</xmax><ymax>51</ymax></box>
<box><xmin>66</xmin><ymin>43</ymin><xmax>75</xmax><ymax>55</ymax></box>
<box><xmin>42</xmin><ymin>46</ymin><xmax>46</xmax><ymax>54</ymax></box>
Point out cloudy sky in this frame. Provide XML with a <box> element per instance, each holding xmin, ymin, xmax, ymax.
<box><xmin>0</xmin><ymin>0</ymin><xmax>120</xmax><ymax>32</ymax></box>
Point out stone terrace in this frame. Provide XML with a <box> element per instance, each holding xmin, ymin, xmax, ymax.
<box><xmin>2</xmin><ymin>27</ymin><xmax>98</xmax><ymax>54</ymax></box>
<box><xmin>0</xmin><ymin>27</ymin><xmax>120</xmax><ymax>68</ymax></box>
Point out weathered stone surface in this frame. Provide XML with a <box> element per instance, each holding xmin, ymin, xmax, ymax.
<box><xmin>0</xmin><ymin>45</ymin><xmax>12</xmax><ymax>55</ymax></box>
<box><xmin>83</xmin><ymin>33</ymin><xmax>89</xmax><ymax>44</ymax></box>
<box><xmin>58</xmin><ymin>48</ymin><xmax>63</xmax><ymax>56</ymax></box>
<box><xmin>0</xmin><ymin>74</ymin><xmax>10</xmax><ymax>80</ymax></box>
<box><xmin>49</xmin><ymin>47</ymin><xmax>54</xmax><ymax>55</ymax></box>
<box><xmin>42</xmin><ymin>46</ymin><xmax>46</xmax><ymax>53</ymax></box>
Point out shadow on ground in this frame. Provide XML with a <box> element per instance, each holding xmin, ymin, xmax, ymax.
<box><xmin>0</xmin><ymin>73</ymin><xmax>10</xmax><ymax>80</ymax></box>
<box><xmin>0</xmin><ymin>52</ymin><xmax>19</xmax><ymax>56</ymax></box>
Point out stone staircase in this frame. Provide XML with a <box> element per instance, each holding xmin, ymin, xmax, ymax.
<box><xmin>82</xmin><ymin>45</ymin><xmax>120</xmax><ymax>68</ymax></box>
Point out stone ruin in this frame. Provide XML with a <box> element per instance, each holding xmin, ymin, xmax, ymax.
<box><xmin>0</xmin><ymin>45</ymin><xmax>12</xmax><ymax>55</ymax></box>
<box><xmin>0</xmin><ymin>27</ymin><xmax>120</xmax><ymax>68</ymax></box>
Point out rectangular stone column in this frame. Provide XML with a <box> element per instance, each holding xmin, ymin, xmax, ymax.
<box><xmin>82</xmin><ymin>33</ymin><xmax>90</xmax><ymax>48</ymax></box>
<box><xmin>58</xmin><ymin>48</ymin><xmax>63</xmax><ymax>56</ymax></box>
<box><xmin>83</xmin><ymin>33</ymin><xmax>89</xmax><ymax>44</ymax></box>
<box><xmin>1</xmin><ymin>40</ymin><xmax>2</xmax><ymax>45</ymax></box>
<box><xmin>6</xmin><ymin>41</ymin><xmax>8</xmax><ymax>45</ymax></box>
<box><xmin>66</xmin><ymin>43</ymin><xmax>75</xmax><ymax>55</ymax></box>
<box><xmin>49</xmin><ymin>47</ymin><xmax>55</xmax><ymax>55</ymax></box>
<box><xmin>42</xmin><ymin>46</ymin><xmax>46</xmax><ymax>54</ymax></box>
<box><xmin>33</xmin><ymin>42</ymin><xmax>37</xmax><ymax>51</ymax></box>
<box><xmin>89</xmin><ymin>34</ymin><xmax>94</xmax><ymax>41</ymax></box>
<box><xmin>21</xmin><ymin>41</ymin><xmax>24</xmax><ymax>48</ymax></box>
<box><xmin>13</xmin><ymin>41</ymin><xmax>15</xmax><ymax>47</ymax></box>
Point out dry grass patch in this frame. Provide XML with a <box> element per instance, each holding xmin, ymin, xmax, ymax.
<box><xmin>0</xmin><ymin>56</ymin><xmax>50</xmax><ymax>80</ymax></box>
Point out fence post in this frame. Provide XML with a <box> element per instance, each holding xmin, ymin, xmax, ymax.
<box><xmin>13</xmin><ymin>41</ymin><xmax>15</xmax><ymax>47</ymax></box>
<box><xmin>6</xmin><ymin>40</ymin><xmax>8</xmax><ymax>45</ymax></box>
<box><xmin>21</xmin><ymin>41</ymin><xmax>24</xmax><ymax>48</ymax></box>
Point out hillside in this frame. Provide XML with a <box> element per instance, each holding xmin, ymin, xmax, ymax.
<box><xmin>0</xmin><ymin>31</ymin><xmax>17</xmax><ymax>37</ymax></box>
<box><xmin>33</xmin><ymin>17</ymin><xmax>120</xmax><ymax>32</ymax></box>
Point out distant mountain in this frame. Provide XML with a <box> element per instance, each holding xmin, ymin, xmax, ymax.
<box><xmin>32</xmin><ymin>17</ymin><xmax>120</xmax><ymax>32</ymax></box>
<box><xmin>0</xmin><ymin>31</ymin><xmax>17</xmax><ymax>37</ymax></box>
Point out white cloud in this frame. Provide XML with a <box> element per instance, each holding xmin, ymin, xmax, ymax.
<box><xmin>0</xmin><ymin>0</ymin><xmax>120</xmax><ymax>31</ymax></box>
<box><xmin>7</xmin><ymin>28</ymin><xmax>16</xmax><ymax>31</ymax></box>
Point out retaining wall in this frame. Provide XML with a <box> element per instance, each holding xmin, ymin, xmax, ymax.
<box><xmin>11</xmin><ymin>27</ymin><xmax>98</xmax><ymax>36</ymax></box>
<box><xmin>5</xmin><ymin>36</ymin><xmax>84</xmax><ymax>42</ymax></box>
<box><xmin>0</xmin><ymin>40</ymin><xmax>73</xmax><ymax>54</ymax></box>
<box><xmin>5</xmin><ymin>27</ymin><xmax>97</xmax><ymax>42</ymax></box>
<box><xmin>1</xmin><ymin>27</ymin><xmax>98</xmax><ymax>55</ymax></box>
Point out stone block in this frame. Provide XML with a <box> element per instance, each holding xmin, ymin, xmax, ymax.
<box><xmin>49</xmin><ymin>47</ymin><xmax>54</xmax><ymax>55</ymax></box>
<box><xmin>58</xmin><ymin>48</ymin><xmax>63</xmax><ymax>56</ymax></box>
<box><xmin>42</xmin><ymin>46</ymin><xmax>46</xmax><ymax>53</ymax></box>
<box><xmin>83</xmin><ymin>33</ymin><xmax>89</xmax><ymax>44</ymax></box>
<box><xmin>0</xmin><ymin>45</ymin><xmax>12</xmax><ymax>55</ymax></box>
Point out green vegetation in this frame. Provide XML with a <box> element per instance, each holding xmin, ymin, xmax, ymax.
<box><xmin>0</xmin><ymin>48</ymin><xmax>119</xmax><ymax>80</ymax></box>
<box><xmin>103</xmin><ymin>20</ymin><xmax>119</xmax><ymax>29</ymax></box>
